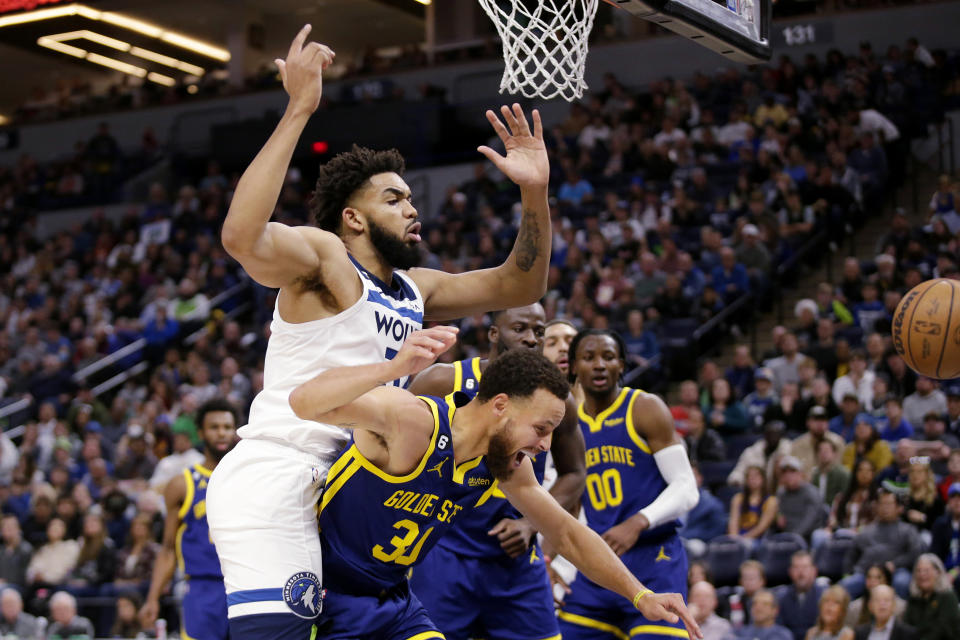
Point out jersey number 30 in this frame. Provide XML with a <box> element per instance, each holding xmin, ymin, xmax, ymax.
<box><xmin>585</xmin><ymin>469</ymin><xmax>623</xmax><ymax>511</ymax></box>
<box><xmin>372</xmin><ymin>519</ymin><xmax>434</xmax><ymax>566</ymax></box>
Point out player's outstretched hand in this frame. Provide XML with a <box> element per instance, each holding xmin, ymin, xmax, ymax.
<box><xmin>636</xmin><ymin>592</ymin><xmax>704</xmax><ymax>640</ymax></box>
<box><xmin>391</xmin><ymin>326</ymin><xmax>459</xmax><ymax>379</ymax></box>
<box><xmin>276</xmin><ymin>24</ymin><xmax>335</xmax><ymax>116</ymax></box>
<box><xmin>477</xmin><ymin>104</ymin><xmax>548</xmax><ymax>189</ymax></box>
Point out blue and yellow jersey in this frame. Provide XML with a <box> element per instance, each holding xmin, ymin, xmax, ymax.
<box><xmin>436</xmin><ymin>357</ymin><xmax>547</xmax><ymax>559</ymax></box>
<box><xmin>176</xmin><ymin>463</ymin><xmax>222</xmax><ymax>579</ymax></box>
<box><xmin>318</xmin><ymin>393</ymin><xmax>496</xmax><ymax>593</ymax></box>
<box><xmin>577</xmin><ymin>387</ymin><xmax>678</xmax><ymax>542</ymax></box>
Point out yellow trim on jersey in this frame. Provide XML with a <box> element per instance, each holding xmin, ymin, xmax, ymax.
<box><xmin>325</xmin><ymin>447</ymin><xmax>358</xmax><ymax>487</ymax></box>
<box><xmin>405</xmin><ymin>632</ymin><xmax>445</xmax><ymax>640</ymax></box>
<box><xmin>473</xmin><ymin>480</ymin><xmax>502</xmax><ymax>507</ymax></box>
<box><xmin>470</xmin><ymin>358</ymin><xmax>483</xmax><ymax>383</ymax></box>
<box><xmin>175</xmin><ymin>521</ymin><xmax>187</xmax><ymax>573</ymax></box>
<box><xmin>192</xmin><ymin>463</ymin><xmax>212</xmax><ymax>477</ymax></box>
<box><xmin>453</xmin><ymin>360</ymin><xmax>464</xmax><ymax>392</ymax></box>
<box><xmin>348</xmin><ymin>397</ymin><xmax>441</xmax><ymax>483</ymax></box>
<box><xmin>309</xmin><ymin>623</ymin><xmax>317</xmax><ymax>640</ymax></box>
<box><xmin>624</xmin><ymin>390</ymin><xmax>652</xmax><ymax>454</ymax></box>
<box><xmin>628</xmin><ymin>624</ymin><xmax>690</xmax><ymax>638</ymax></box>
<box><xmin>453</xmin><ymin>456</ymin><xmax>483</xmax><ymax>484</ymax></box>
<box><xmin>178</xmin><ymin>468</ymin><xmax>195</xmax><ymax>520</ymax></box>
<box><xmin>319</xmin><ymin>451</ymin><xmax>362</xmax><ymax>515</ymax></box>
<box><xmin>578</xmin><ymin>387</ymin><xmax>632</xmax><ymax>433</ymax></box>
<box><xmin>537</xmin><ymin>635</ymin><xmax>562</xmax><ymax>640</ymax></box>
<box><xmin>557</xmin><ymin>610</ymin><xmax>628</xmax><ymax>640</ymax></box>
<box><xmin>180</xmin><ymin>627</ymin><xmax>199</xmax><ymax>640</ymax></box>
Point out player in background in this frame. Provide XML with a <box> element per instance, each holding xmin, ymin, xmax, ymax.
<box><xmin>543</xmin><ymin>319</ymin><xmax>582</xmax><ymax>405</ymax></box>
<box><xmin>207</xmin><ymin>23</ymin><xmax>553</xmax><ymax>637</ymax></box>
<box><xmin>557</xmin><ymin>329</ymin><xmax>699</xmax><ymax>640</ymax></box>
<box><xmin>289</xmin><ymin>327</ymin><xmax>702</xmax><ymax>640</ymax></box>
<box><xmin>407</xmin><ymin>303</ymin><xmax>585</xmax><ymax>640</ymax></box>
<box><xmin>140</xmin><ymin>399</ymin><xmax>238</xmax><ymax>640</ymax></box>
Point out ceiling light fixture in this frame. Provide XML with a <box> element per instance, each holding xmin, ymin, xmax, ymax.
<box><xmin>0</xmin><ymin>3</ymin><xmax>230</xmax><ymax>61</ymax></box>
<box><xmin>85</xmin><ymin>52</ymin><xmax>146</xmax><ymax>77</ymax></box>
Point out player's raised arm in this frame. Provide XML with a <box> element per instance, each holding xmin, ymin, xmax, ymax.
<box><xmin>289</xmin><ymin>326</ymin><xmax>458</xmax><ymax>431</ymax></box>
<box><xmin>499</xmin><ymin>464</ymin><xmax>703</xmax><ymax>640</ymax></box>
<box><xmin>220</xmin><ymin>25</ymin><xmax>344</xmax><ymax>289</ymax></box>
<box><xmin>409</xmin><ymin>105</ymin><xmax>551</xmax><ymax>320</ymax></box>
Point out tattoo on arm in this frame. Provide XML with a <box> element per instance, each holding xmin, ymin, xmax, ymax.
<box><xmin>514</xmin><ymin>210</ymin><xmax>540</xmax><ymax>272</ymax></box>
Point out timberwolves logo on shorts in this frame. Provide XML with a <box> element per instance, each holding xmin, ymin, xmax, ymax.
<box><xmin>283</xmin><ymin>571</ymin><xmax>322</xmax><ymax>618</ymax></box>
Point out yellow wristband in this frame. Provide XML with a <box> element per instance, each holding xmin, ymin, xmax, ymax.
<box><xmin>632</xmin><ymin>589</ymin><xmax>653</xmax><ymax>609</ymax></box>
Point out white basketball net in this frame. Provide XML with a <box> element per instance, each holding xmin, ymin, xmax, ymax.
<box><xmin>478</xmin><ymin>0</ymin><xmax>599</xmax><ymax>102</ymax></box>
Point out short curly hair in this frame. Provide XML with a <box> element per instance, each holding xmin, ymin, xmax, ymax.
<box><xmin>476</xmin><ymin>349</ymin><xmax>569</xmax><ymax>402</ymax></box>
<box><xmin>310</xmin><ymin>145</ymin><xmax>406</xmax><ymax>234</ymax></box>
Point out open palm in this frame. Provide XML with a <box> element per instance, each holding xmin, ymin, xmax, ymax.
<box><xmin>478</xmin><ymin>104</ymin><xmax>549</xmax><ymax>189</ymax></box>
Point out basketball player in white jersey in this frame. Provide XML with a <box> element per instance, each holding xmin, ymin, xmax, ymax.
<box><xmin>205</xmin><ymin>25</ymin><xmax>553</xmax><ymax>639</ymax></box>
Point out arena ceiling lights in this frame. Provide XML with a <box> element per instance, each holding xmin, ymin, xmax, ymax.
<box><xmin>0</xmin><ymin>3</ymin><xmax>230</xmax><ymax>86</ymax></box>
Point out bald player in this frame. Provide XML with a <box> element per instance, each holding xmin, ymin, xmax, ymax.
<box><xmin>407</xmin><ymin>303</ymin><xmax>585</xmax><ymax>640</ymax></box>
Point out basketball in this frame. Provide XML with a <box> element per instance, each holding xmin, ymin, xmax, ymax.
<box><xmin>891</xmin><ymin>278</ymin><xmax>960</xmax><ymax>379</ymax></box>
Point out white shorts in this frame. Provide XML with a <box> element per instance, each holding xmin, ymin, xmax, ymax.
<box><xmin>207</xmin><ymin>438</ymin><xmax>333</xmax><ymax>620</ymax></box>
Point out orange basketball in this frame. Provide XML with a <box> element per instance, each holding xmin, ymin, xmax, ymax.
<box><xmin>891</xmin><ymin>278</ymin><xmax>960</xmax><ymax>379</ymax></box>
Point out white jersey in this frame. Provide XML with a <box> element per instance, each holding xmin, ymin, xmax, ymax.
<box><xmin>239</xmin><ymin>256</ymin><xmax>424</xmax><ymax>460</ymax></box>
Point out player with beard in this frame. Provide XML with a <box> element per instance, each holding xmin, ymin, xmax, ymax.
<box><xmin>208</xmin><ymin>25</ymin><xmax>553</xmax><ymax>638</ymax></box>
<box><xmin>289</xmin><ymin>327</ymin><xmax>701</xmax><ymax>640</ymax></box>
<box><xmin>557</xmin><ymin>329</ymin><xmax>699</xmax><ymax>640</ymax></box>
<box><xmin>406</xmin><ymin>303</ymin><xmax>585</xmax><ymax>640</ymax></box>
<box><xmin>141</xmin><ymin>398</ymin><xmax>238</xmax><ymax>639</ymax></box>
<box><xmin>543</xmin><ymin>318</ymin><xmax>582</xmax><ymax>404</ymax></box>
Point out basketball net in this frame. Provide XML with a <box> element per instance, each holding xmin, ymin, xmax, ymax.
<box><xmin>478</xmin><ymin>0</ymin><xmax>599</xmax><ymax>101</ymax></box>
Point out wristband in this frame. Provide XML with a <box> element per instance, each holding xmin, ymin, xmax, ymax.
<box><xmin>632</xmin><ymin>589</ymin><xmax>653</xmax><ymax>609</ymax></box>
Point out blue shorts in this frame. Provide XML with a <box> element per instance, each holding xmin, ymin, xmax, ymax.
<box><xmin>315</xmin><ymin>582</ymin><xmax>442</xmax><ymax>640</ymax></box>
<box><xmin>409</xmin><ymin>543</ymin><xmax>559</xmax><ymax>640</ymax></box>
<box><xmin>228</xmin><ymin>614</ymin><xmax>316</xmax><ymax>640</ymax></box>
<box><xmin>558</xmin><ymin>535</ymin><xmax>688</xmax><ymax>640</ymax></box>
<box><xmin>182</xmin><ymin>577</ymin><xmax>230</xmax><ymax>640</ymax></box>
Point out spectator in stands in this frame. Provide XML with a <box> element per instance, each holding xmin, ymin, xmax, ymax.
<box><xmin>842</xmin><ymin>418</ymin><xmax>892</xmax><ymax>476</ymax></box>
<box><xmin>711</xmin><ymin>247</ymin><xmax>750</xmax><ymax>306</ymax></box>
<box><xmin>902</xmin><ymin>554</ymin><xmax>960</xmax><ymax>640</ymax></box>
<box><xmin>736</xmin><ymin>589</ymin><xmax>792</xmax><ymax>640</ymax></box>
<box><xmin>913</xmin><ymin>413</ymin><xmax>959</xmax><ymax>473</ymax></box>
<box><xmin>557</xmin><ymin>168</ymin><xmax>594</xmax><ymax>206</ymax></box>
<box><xmin>744</xmin><ymin>368</ymin><xmax>779</xmax><ymax>431</ymax></box>
<box><xmin>65</xmin><ymin>512</ymin><xmax>116</xmax><ymax>598</ymax></box>
<box><xmin>623</xmin><ymin>309</ymin><xmax>659</xmax><ymax>369</ymax></box>
<box><xmin>114</xmin><ymin>424</ymin><xmax>157</xmax><ymax>482</ymax></box>
<box><xmin>765</xmin><ymin>332</ymin><xmax>807</xmax><ymax>393</ymax></box>
<box><xmin>111</xmin><ymin>513</ymin><xmax>159</xmax><ymax>593</ymax></box>
<box><xmin>791</xmin><ymin>406</ymin><xmax>846</xmax><ymax>476</ymax></box>
<box><xmin>736</xmin><ymin>223</ymin><xmax>771</xmax><ymax>287</ymax></box>
<box><xmin>684</xmin><ymin>407</ymin><xmax>726</xmax><ymax>463</ymax></box>
<box><xmin>729</xmin><ymin>420</ymin><xmax>792</xmax><ymax>487</ymax></box>
<box><xmin>688</xmin><ymin>581</ymin><xmax>731</xmax><ymax>640</ymax></box>
<box><xmin>902</xmin><ymin>377</ymin><xmax>946</xmax><ymax>428</ymax></box>
<box><xmin>852</xmin><ymin>585</ymin><xmax>913</xmax><ymax>640</ymax></box>
<box><xmin>880</xmin><ymin>351</ymin><xmax>916</xmax><ymax>400</ymax></box>
<box><xmin>47</xmin><ymin>590</ymin><xmax>95</xmax><ymax>640</ymax></box>
<box><xmin>167</xmin><ymin>278</ymin><xmax>211</xmax><ymax>324</ymax></box>
<box><xmin>937</xmin><ymin>450</ymin><xmax>960</xmax><ymax>501</ymax></box>
<box><xmin>705</xmin><ymin>377</ymin><xmax>750</xmax><ymax>434</ymax></box>
<box><xmin>111</xmin><ymin>590</ymin><xmax>143</xmax><ymax>638</ymax></box>
<box><xmin>634</xmin><ymin>252</ymin><xmax>666</xmax><ymax>308</ymax></box>
<box><xmin>726</xmin><ymin>345</ymin><xmax>756</xmax><ymax>401</ymax></box>
<box><xmin>877</xmin><ymin>396</ymin><xmax>914</xmax><ymax>442</ymax></box>
<box><xmin>903</xmin><ymin>461</ymin><xmax>944</xmax><ymax>533</ymax></box>
<box><xmin>0</xmin><ymin>514</ymin><xmax>33</xmax><ymax>588</ymax></box>
<box><xmin>877</xmin><ymin>439</ymin><xmax>916</xmax><ymax>486</ymax></box>
<box><xmin>812</xmin><ymin>439</ymin><xmax>850</xmax><ymax>509</ymax></box>
<box><xmin>0</xmin><ymin>587</ymin><xmax>40</xmax><ymax>638</ymax></box>
<box><xmin>804</xmin><ymin>585</ymin><xmax>854</xmax><ymax>640</ymax></box>
<box><xmin>830</xmin><ymin>393</ymin><xmax>862</xmax><ymax>442</ymax></box>
<box><xmin>729</xmin><ymin>465</ymin><xmax>778</xmax><ymax>545</ymax></box>
<box><xmin>832</xmin><ymin>351</ymin><xmax>874</xmax><ymax>410</ymax></box>
<box><xmin>148</xmin><ymin>422</ymin><xmax>203</xmax><ymax>490</ymax></box>
<box><xmin>27</xmin><ymin>517</ymin><xmax>79</xmax><ymax>590</ymax></box>
<box><xmin>766</xmin><ymin>382</ymin><xmax>808</xmax><ymax>436</ymax></box>
<box><xmin>775</xmin><ymin>456</ymin><xmax>825</xmax><ymax>540</ymax></box>
<box><xmin>778</xmin><ymin>551</ymin><xmax>826</xmax><ymax>640</ymax></box>
<box><xmin>680</xmin><ymin>463</ymin><xmax>727</xmax><ymax>558</ymax></box>
<box><xmin>929</xmin><ymin>482</ymin><xmax>960</xmax><ymax>593</ymax></box>
<box><xmin>945</xmin><ymin>388</ymin><xmax>960</xmax><ymax>436</ymax></box>
<box><xmin>23</xmin><ymin>486</ymin><xmax>56</xmax><ymax>548</ymax></box>
<box><xmin>843</xmin><ymin>490</ymin><xmax>923</xmax><ymax>599</ymax></box>
<box><xmin>845</xmin><ymin>564</ymin><xmax>906</xmax><ymax>629</ymax></box>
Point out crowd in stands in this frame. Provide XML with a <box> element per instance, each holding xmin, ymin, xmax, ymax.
<box><xmin>0</xmin><ymin>31</ymin><xmax>958</xmax><ymax>638</ymax></box>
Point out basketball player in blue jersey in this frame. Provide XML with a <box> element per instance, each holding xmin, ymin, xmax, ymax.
<box><xmin>557</xmin><ymin>329</ymin><xmax>700</xmax><ymax>640</ymax></box>
<box><xmin>141</xmin><ymin>399</ymin><xmax>238</xmax><ymax>640</ymax></box>
<box><xmin>407</xmin><ymin>303</ymin><xmax>585</xmax><ymax>640</ymax></box>
<box><xmin>207</xmin><ymin>24</ymin><xmax>555</xmax><ymax>638</ymax></box>
<box><xmin>288</xmin><ymin>326</ymin><xmax>702</xmax><ymax>640</ymax></box>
